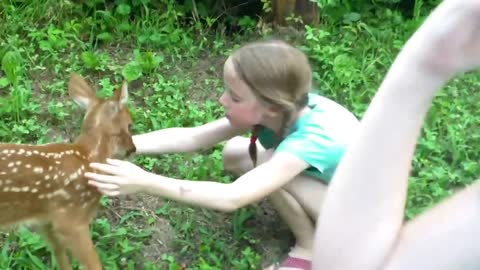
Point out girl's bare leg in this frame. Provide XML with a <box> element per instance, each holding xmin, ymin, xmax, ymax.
<box><xmin>223</xmin><ymin>136</ymin><xmax>327</xmax><ymax>269</ymax></box>
<box><xmin>312</xmin><ymin>0</ymin><xmax>480</xmax><ymax>269</ymax></box>
<box><xmin>381</xmin><ymin>180</ymin><xmax>480</xmax><ymax>270</ymax></box>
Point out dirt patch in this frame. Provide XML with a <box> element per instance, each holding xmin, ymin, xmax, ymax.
<box><xmin>98</xmin><ymin>194</ymin><xmax>178</xmax><ymax>266</ymax></box>
<box><xmin>249</xmin><ymin>200</ymin><xmax>294</xmax><ymax>267</ymax></box>
<box><xmin>98</xmin><ymin>192</ymin><xmax>292</xmax><ymax>267</ymax></box>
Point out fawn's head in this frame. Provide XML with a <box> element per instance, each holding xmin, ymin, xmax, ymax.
<box><xmin>68</xmin><ymin>73</ymin><xmax>136</xmax><ymax>159</ymax></box>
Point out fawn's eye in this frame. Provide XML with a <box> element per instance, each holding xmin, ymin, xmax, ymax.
<box><xmin>128</xmin><ymin>124</ymin><xmax>133</xmax><ymax>133</ymax></box>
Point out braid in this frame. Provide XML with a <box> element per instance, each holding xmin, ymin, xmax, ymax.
<box><xmin>276</xmin><ymin>94</ymin><xmax>309</xmax><ymax>146</ymax></box>
<box><xmin>296</xmin><ymin>93</ymin><xmax>309</xmax><ymax>109</ymax></box>
<box><xmin>277</xmin><ymin>108</ymin><xmax>295</xmax><ymax>146</ymax></box>
<box><xmin>249</xmin><ymin>125</ymin><xmax>261</xmax><ymax>167</ymax></box>
<box><xmin>248</xmin><ymin>94</ymin><xmax>309</xmax><ymax>168</ymax></box>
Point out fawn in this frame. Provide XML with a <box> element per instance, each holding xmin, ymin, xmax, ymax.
<box><xmin>0</xmin><ymin>73</ymin><xmax>136</xmax><ymax>270</ymax></box>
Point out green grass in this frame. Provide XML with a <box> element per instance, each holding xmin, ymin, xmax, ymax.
<box><xmin>1</xmin><ymin>0</ymin><xmax>480</xmax><ymax>269</ymax></box>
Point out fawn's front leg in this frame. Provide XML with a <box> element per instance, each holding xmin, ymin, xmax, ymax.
<box><xmin>35</xmin><ymin>224</ymin><xmax>72</xmax><ymax>270</ymax></box>
<box><xmin>54</xmin><ymin>220</ymin><xmax>102</xmax><ymax>270</ymax></box>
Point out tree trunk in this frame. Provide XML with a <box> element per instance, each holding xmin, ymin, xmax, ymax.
<box><xmin>272</xmin><ymin>0</ymin><xmax>319</xmax><ymax>26</ymax></box>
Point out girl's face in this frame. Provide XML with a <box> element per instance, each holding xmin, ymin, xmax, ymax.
<box><xmin>219</xmin><ymin>58</ymin><xmax>273</xmax><ymax>128</ymax></box>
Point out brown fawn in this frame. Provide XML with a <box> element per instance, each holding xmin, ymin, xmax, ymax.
<box><xmin>0</xmin><ymin>73</ymin><xmax>136</xmax><ymax>270</ymax></box>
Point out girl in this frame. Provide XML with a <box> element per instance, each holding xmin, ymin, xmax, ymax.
<box><xmin>86</xmin><ymin>40</ymin><xmax>360</xmax><ymax>270</ymax></box>
<box><xmin>312</xmin><ymin>0</ymin><xmax>480</xmax><ymax>269</ymax></box>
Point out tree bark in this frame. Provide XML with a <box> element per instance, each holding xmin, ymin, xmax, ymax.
<box><xmin>272</xmin><ymin>0</ymin><xmax>319</xmax><ymax>26</ymax></box>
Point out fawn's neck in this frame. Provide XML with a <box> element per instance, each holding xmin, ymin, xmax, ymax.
<box><xmin>73</xmin><ymin>132</ymin><xmax>116</xmax><ymax>163</ymax></box>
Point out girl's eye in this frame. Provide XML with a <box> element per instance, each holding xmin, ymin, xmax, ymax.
<box><xmin>225</xmin><ymin>87</ymin><xmax>241</xmax><ymax>102</ymax></box>
<box><xmin>229</xmin><ymin>92</ymin><xmax>241</xmax><ymax>102</ymax></box>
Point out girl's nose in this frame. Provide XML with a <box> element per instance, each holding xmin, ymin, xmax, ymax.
<box><xmin>219</xmin><ymin>92</ymin><xmax>228</xmax><ymax>108</ymax></box>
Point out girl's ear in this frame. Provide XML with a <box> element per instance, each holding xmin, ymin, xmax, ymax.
<box><xmin>264</xmin><ymin>104</ymin><xmax>282</xmax><ymax>118</ymax></box>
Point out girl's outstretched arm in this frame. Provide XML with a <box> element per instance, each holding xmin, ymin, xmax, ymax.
<box><xmin>133</xmin><ymin>117</ymin><xmax>246</xmax><ymax>154</ymax></box>
<box><xmin>86</xmin><ymin>151</ymin><xmax>310</xmax><ymax>212</ymax></box>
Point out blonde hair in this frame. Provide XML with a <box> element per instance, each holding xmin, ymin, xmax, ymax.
<box><xmin>230</xmin><ymin>39</ymin><xmax>312</xmax><ymax>166</ymax></box>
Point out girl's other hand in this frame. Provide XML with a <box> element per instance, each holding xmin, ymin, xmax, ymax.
<box><xmin>86</xmin><ymin>158</ymin><xmax>152</xmax><ymax>196</ymax></box>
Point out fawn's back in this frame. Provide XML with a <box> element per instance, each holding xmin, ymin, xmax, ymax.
<box><xmin>0</xmin><ymin>143</ymin><xmax>98</xmax><ymax>226</ymax></box>
<box><xmin>0</xmin><ymin>73</ymin><xmax>136</xmax><ymax>270</ymax></box>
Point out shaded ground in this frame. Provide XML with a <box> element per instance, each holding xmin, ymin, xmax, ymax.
<box><xmin>101</xmin><ymin>194</ymin><xmax>292</xmax><ymax>268</ymax></box>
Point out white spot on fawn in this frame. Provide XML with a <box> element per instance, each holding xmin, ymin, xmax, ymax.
<box><xmin>11</xmin><ymin>168</ymin><xmax>18</xmax><ymax>173</ymax></box>
<box><xmin>3</xmin><ymin>187</ymin><xmax>10</xmax><ymax>192</ymax></box>
<box><xmin>10</xmin><ymin>187</ymin><xmax>20</xmax><ymax>192</ymax></box>
<box><xmin>50</xmin><ymin>189</ymin><xmax>71</xmax><ymax>200</ymax></box>
<box><xmin>64</xmin><ymin>170</ymin><xmax>80</xmax><ymax>186</ymax></box>
<box><xmin>33</xmin><ymin>167</ymin><xmax>44</xmax><ymax>174</ymax></box>
<box><xmin>44</xmin><ymin>175</ymin><xmax>50</xmax><ymax>180</ymax></box>
<box><xmin>15</xmin><ymin>161</ymin><xmax>21</xmax><ymax>166</ymax></box>
<box><xmin>25</xmin><ymin>164</ymin><xmax>32</xmax><ymax>168</ymax></box>
<box><xmin>5</xmin><ymin>180</ymin><xmax>12</xmax><ymax>185</ymax></box>
<box><xmin>35</xmin><ymin>181</ymin><xmax>41</xmax><ymax>185</ymax></box>
<box><xmin>31</xmin><ymin>188</ymin><xmax>38</xmax><ymax>193</ymax></box>
<box><xmin>7</xmin><ymin>162</ymin><xmax>14</xmax><ymax>167</ymax></box>
<box><xmin>22</xmin><ymin>187</ymin><xmax>29</xmax><ymax>192</ymax></box>
<box><xmin>18</xmin><ymin>149</ymin><xmax>25</xmax><ymax>154</ymax></box>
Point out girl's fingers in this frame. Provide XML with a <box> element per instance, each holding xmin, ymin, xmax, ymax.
<box><xmin>88</xmin><ymin>180</ymin><xmax>119</xmax><ymax>191</ymax></box>
<box><xmin>89</xmin><ymin>163</ymin><xmax>122</xmax><ymax>175</ymax></box>
<box><xmin>85</xmin><ymin>172</ymin><xmax>121</xmax><ymax>184</ymax></box>
<box><xmin>103</xmin><ymin>190</ymin><xmax>121</xmax><ymax>197</ymax></box>
<box><xmin>106</xmin><ymin>158</ymin><xmax>128</xmax><ymax>166</ymax></box>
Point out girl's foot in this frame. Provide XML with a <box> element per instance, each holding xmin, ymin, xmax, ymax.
<box><xmin>264</xmin><ymin>246</ymin><xmax>312</xmax><ymax>270</ymax></box>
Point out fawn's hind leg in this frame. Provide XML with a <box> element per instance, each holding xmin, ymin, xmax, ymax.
<box><xmin>53</xmin><ymin>220</ymin><xmax>102</xmax><ymax>270</ymax></box>
<box><xmin>35</xmin><ymin>224</ymin><xmax>72</xmax><ymax>270</ymax></box>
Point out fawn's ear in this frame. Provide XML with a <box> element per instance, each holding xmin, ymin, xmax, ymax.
<box><xmin>113</xmin><ymin>80</ymin><xmax>128</xmax><ymax>109</ymax></box>
<box><xmin>69</xmin><ymin>73</ymin><xmax>98</xmax><ymax>109</ymax></box>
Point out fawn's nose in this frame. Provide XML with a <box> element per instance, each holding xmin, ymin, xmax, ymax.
<box><xmin>125</xmin><ymin>146</ymin><xmax>136</xmax><ymax>157</ymax></box>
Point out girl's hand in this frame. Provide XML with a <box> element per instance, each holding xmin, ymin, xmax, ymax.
<box><xmin>403</xmin><ymin>0</ymin><xmax>480</xmax><ymax>78</ymax></box>
<box><xmin>85</xmin><ymin>158</ymin><xmax>152</xmax><ymax>196</ymax></box>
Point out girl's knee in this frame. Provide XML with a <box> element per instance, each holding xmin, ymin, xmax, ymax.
<box><xmin>222</xmin><ymin>136</ymin><xmax>250</xmax><ymax>175</ymax></box>
<box><xmin>222</xmin><ymin>136</ymin><xmax>270</xmax><ymax>175</ymax></box>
